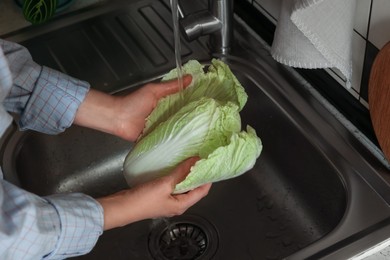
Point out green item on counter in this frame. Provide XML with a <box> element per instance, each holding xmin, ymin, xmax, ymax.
<box><xmin>22</xmin><ymin>0</ymin><xmax>58</xmax><ymax>25</ymax></box>
<box><xmin>123</xmin><ymin>59</ymin><xmax>262</xmax><ymax>193</ymax></box>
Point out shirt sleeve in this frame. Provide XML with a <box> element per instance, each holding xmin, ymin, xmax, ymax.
<box><xmin>0</xmin><ymin>39</ymin><xmax>90</xmax><ymax>135</ymax></box>
<box><xmin>0</xmin><ymin>39</ymin><xmax>103</xmax><ymax>258</ymax></box>
<box><xmin>0</xmin><ymin>41</ymin><xmax>13</xmax><ymax>137</ymax></box>
<box><xmin>0</xmin><ymin>178</ymin><xmax>104</xmax><ymax>260</ymax></box>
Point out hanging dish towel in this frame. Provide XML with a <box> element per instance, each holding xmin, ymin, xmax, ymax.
<box><xmin>271</xmin><ymin>0</ymin><xmax>356</xmax><ymax>88</ymax></box>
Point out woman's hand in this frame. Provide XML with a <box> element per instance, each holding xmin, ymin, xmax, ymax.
<box><xmin>96</xmin><ymin>157</ymin><xmax>212</xmax><ymax>230</ymax></box>
<box><xmin>74</xmin><ymin>75</ymin><xmax>192</xmax><ymax>141</ymax></box>
<box><xmin>74</xmin><ymin>76</ymin><xmax>210</xmax><ymax>231</ymax></box>
<box><xmin>113</xmin><ymin>75</ymin><xmax>191</xmax><ymax>141</ymax></box>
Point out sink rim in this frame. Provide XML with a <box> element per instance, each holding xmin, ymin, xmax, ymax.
<box><xmin>1</xmin><ymin>0</ymin><xmax>390</xmax><ymax>257</ymax></box>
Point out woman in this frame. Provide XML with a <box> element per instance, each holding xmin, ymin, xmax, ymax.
<box><xmin>0</xmin><ymin>39</ymin><xmax>211</xmax><ymax>259</ymax></box>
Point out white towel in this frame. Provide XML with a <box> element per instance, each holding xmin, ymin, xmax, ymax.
<box><xmin>271</xmin><ymin>0</ymin><xmax>356</xmax><ymax>88</ymax></box>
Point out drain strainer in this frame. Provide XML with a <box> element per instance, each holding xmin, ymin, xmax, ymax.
<box><xmin>148</xmin><ymin>215</ymin><xmax>219</xmax><ymax>260</ymax></box>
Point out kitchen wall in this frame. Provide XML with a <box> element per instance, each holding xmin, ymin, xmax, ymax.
<box><xmin>247</xmin><ymin>0</ymin><xmax>390</xmax><ymax>109</ymax></box>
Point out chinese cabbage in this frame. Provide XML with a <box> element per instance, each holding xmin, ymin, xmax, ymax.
<box><xmin>123</xmin><ymin>59</ymin><xmax>262</xmax><ymax>193</ymax></box>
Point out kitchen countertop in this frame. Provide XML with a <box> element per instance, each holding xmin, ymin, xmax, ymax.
<box><xmin>0</xmin><ymin>0</ymin><xmax>106</xmax><ymax>36</ymax></box>
<box><xmin>359</xmin><ymin>239</ymin><xmax>390</xmax><ymax>259</ymax></box>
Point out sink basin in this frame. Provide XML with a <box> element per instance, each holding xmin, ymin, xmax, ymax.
<box><xmin>2</xmin><ymin>68</ymin><xmax>347</xmax><ymax>259</ymax></box>
<box><xmin>2</xmin><ymin>0</ymin><xmax>390</xmax><ymax>259</ymax></box>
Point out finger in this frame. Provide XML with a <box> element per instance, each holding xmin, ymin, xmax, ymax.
<box><xmin>163</xmin><ymin>74</ymin><xmax>192</xmax><ymax>89</ymax></box>
<box><xmin>169</xmin><ymin>156</ymin><xmax>199</xmax><ymax>185</ymax></box>
<box><xmin>174</xmin><ymin>183</ymin><xmax>212</xmax><ymax>206</ymax></box>
<box><xmin>153</xmin><ymin>74</ymin><xmax>192</xmax><ymax>98</ymax></box>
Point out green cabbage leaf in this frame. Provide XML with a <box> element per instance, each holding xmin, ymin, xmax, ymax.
<box><xmin>123</xmin><ymin>59</ymin><xmax>262</xmax><ymax>193</ymax></box>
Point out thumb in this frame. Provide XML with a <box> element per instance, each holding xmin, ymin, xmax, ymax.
<box><xmin>153</xmin><ymin>74</ymin><xmax>192</xmax><ymax>99</ymax></box>
<box><xmin>169</xmin><ymin>157</ymin><xmax>199</xmax><ymax>186</ymax></box>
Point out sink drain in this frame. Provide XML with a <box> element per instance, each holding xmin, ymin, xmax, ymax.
<box><xmin>148</xmin><ymin>215</ymin><xmax>219</xmax><ymax>260</ymax></box>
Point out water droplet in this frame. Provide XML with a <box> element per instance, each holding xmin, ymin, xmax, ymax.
<box><xmin>265</xmin><ymin>231</ymin><xmax>281</xmax><ymax>239</ymax></box>
<box><xmin>257</xmin><ymin>192</ymin><xmax>267</xmax><ymax>200</ymax></box>
<box><xmin>267</xmin><ymin>215</ymin><xmax>278</xmax><ymax>221</ymax></box>
<box><xmin>266</xmin><ymin>253</ymin><xmax>280</xmax><ymax>260</ymax></box>
<box><xmin>265</xmin><ymin>199</ymin><xmax>274</xmax><ymax>209</ymax></box>
<box><xmin>282</xmin><ymin>237</ymin><xmax>293</xmax><ymax>247</ymax></box>
<box><xmin>279</xmin><ymin>224</ymin><xmax>287</xmax><ymax>231</ymax></box>
<box><xmin>257</xmin><ymin>201</ymin><xmax>265</xmax><ymax>212</ymax></box>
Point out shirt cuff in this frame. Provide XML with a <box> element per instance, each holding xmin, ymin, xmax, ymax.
<box><xmin>19</xmin><ymin>66</ymin><xmax>90</xmax><ymax>135</ymax></box>
<box><xmin>44</xmin><ymin>193</ymin><xmax>104</xmax><ymax>259</ymax></box>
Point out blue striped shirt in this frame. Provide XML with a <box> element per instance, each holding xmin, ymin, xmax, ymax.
<box><xmin>0</xmin><ymin>39</ymin><xmax>103</xmax><ymax>259</ymax></box>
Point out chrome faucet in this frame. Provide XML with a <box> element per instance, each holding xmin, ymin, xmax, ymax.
<box><xmin>178</xmin><ymin>0</ymin><xmax>234</xmax><ymax>54</ymax></box>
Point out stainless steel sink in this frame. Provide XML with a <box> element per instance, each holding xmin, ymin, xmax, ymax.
<box><xmin>2</xmin><ymin>0</ymin><xmax>390</xmax><ymax>259</ymax></box>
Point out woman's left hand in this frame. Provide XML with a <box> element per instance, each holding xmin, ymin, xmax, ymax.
<box><xmin>97</xmin><ymin>157</ymin><xmax>212</xmax><ymax>230</ymax></box>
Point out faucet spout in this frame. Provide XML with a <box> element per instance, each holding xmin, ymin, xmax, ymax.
<box><xmin>178</xmin><ymin>0</ymin><xmax>234</xmax><ymax>54</ymax></box>
<box><xmin>180</xmin><ymin>11</ymin><xmax>222</xmax><ymax>42</ymax></box>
